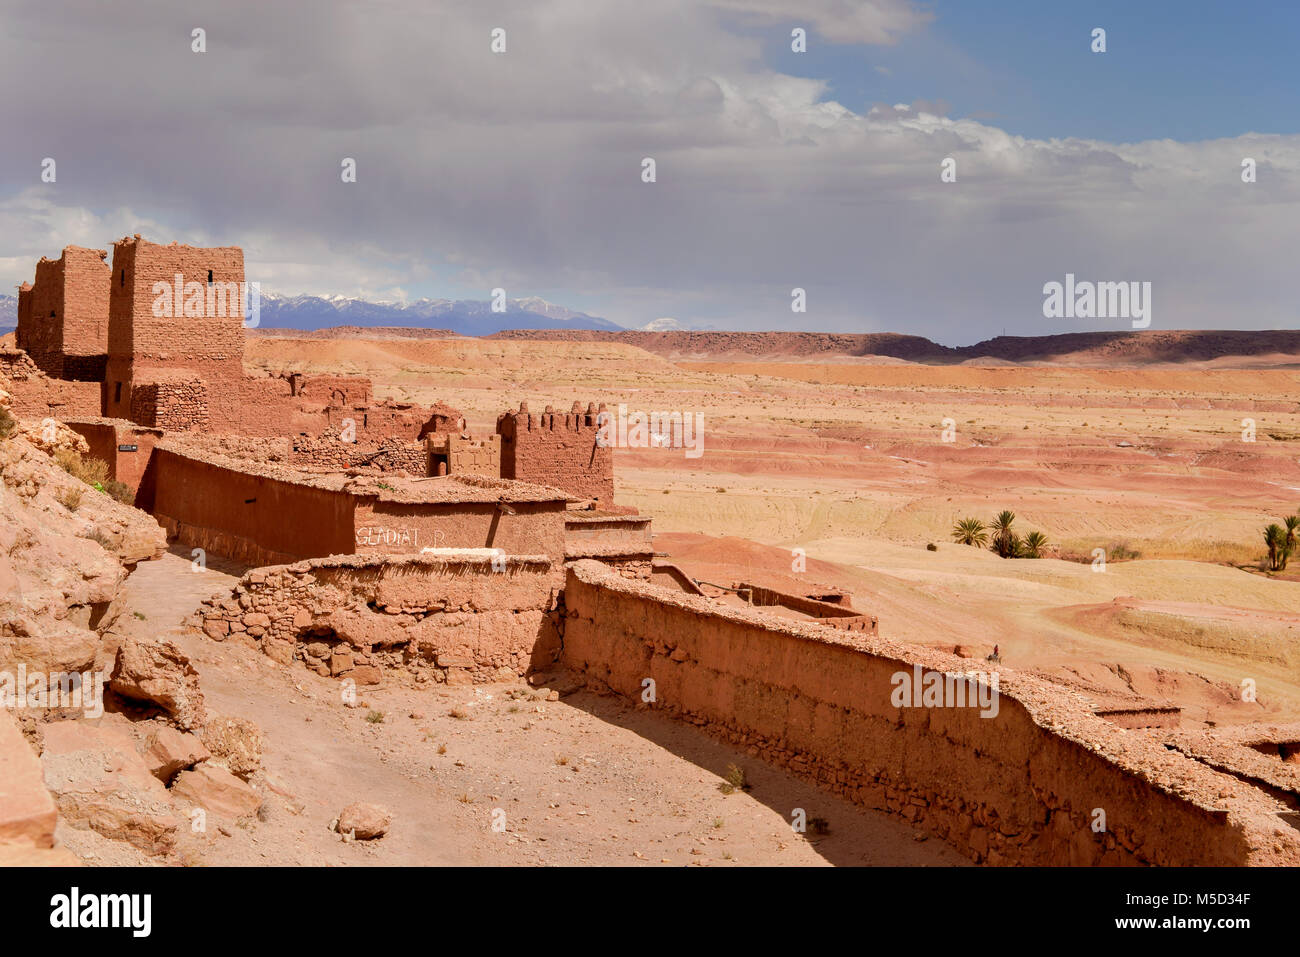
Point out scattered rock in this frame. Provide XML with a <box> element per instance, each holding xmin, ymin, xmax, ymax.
<box><xmin>141</xmin><ymin>725</ymin><xmax>210</xmax><ymax>783</ymax></box>
<box><xmin>171</xmin><ymin>764</ymin><xmax>262</xmax><ymax>821</ymax></box>
<box><xmin>199</xmin><ymin>715</ymin><xmax>263</xmax><ymax>780</ymax></box>
<box><xmin>110</xmin><ymin>635</ymin><xmax>206</xmax><ymax>730</ymax></box>
<box><xmin>337</xmin><ymin>802</ymin><xmax>391</xmax><ymax>840</ymax></box>
<box><xmin>40</xmin><ymin>720</ymin><xmax>179</xmax><ymax>856</ymax></box>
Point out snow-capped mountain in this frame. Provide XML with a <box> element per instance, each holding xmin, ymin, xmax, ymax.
<box><xmin>0</xmin><ymin>295</ymin><xmax>16</xmax><ymax>334</ymax></box>
<box><xmin>254</xmin><ymin>293</ymin><xmax>623</xmax><ymax>335</ymax></box>
<box><xmin>638</xmin><ymin>316</ymin><xmax>717</xmax><ymax>331</ymax></box>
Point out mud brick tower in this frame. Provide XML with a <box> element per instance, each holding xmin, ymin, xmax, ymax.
<box><xmin>103</xmin><ymin>236</ymin><xmax>245</xmax><ymax>429</ymax></box>
<box><xmin>15</xmin><ymin>246</ymin><xmax>110</xmax><ymax>381</ymax></box>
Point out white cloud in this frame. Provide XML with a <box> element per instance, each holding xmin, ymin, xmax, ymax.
<box><xmin>0</xmin><ymin>0</ymin><xmax>1296</xmax><ymax>338</ymax></box>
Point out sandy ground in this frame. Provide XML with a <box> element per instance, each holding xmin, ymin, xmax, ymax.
<box><xmin>243</xmin><ymin>334</ymin><xmax>1300</xmax><ymax>732</ymax></box>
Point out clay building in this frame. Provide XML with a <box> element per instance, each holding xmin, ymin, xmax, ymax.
<box><xmin>142</xmin><ymin>439</ymin><xmax>572</xmax><ymax>567</ymax></box>
<box><xmin>15</xmin><ymin>246</ymin><xmax>110</xmax><ymax>381</ymax></box>
<box><xmin>497</xmin><ymin>401</ymin><xmax>614</xmax><ymax>506</ymax></box>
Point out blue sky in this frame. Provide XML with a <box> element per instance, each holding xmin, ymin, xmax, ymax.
<box><xmin>775</xmin><ymin>1</ymin><xmax>1300</xmax><ymax>143</ymax></box>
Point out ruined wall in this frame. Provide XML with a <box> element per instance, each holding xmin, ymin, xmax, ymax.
<box><xmin>65</xmin><ymin>418</ymin><xmax>163</xmax><ymax>496</ymax></box>
<box><xmin>354</xmin><ymin>499</ymin><xmax>567</xmax><ymax>561</ymax></box>
<box><xmin>0</xmin><ymin>349</ymin><xmax>102</xmax><ymax>419</ymax></box>
<box><xmin>148</xmin><ymin>447</ymin><xmax>357</xmax><ymax>566</ymax></box>
<box><xmin>739</xmin><ymin>584</ymin><xmax>878</xmax><ymax>634</ymax></box>
<box><xmin>15</xmin><ymin>247</ymin><xmax>109</xmax><ymax>380</ymax></box>
<box><xmin>497</xmin><ymin>401</ymin><xmax>614</xmax><ymax>505</ymax></box>
<box><xmin>292</xmin><ymin>433</ymin><xmax>428</xmax><ymax>473</ymax></box>
<box><xmin>194</xmin><ymin>553</ymin><xmax>563</xmax><ymax>685</ymax></box>
<box><xmin>560</xmin><ymin>561</ymin><xmax>1300</xmax><ymax>866</ymax></box>
<box><xmin>443</xmin><ymin>433</ymin><xmax>500</xmax><ymax>477</ymax></box>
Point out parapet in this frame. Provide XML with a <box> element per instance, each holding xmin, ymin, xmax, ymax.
<box><xmin>497</xmin><ymin>400</ymin><xmax>607</xmax><ymax>434</ymax></box>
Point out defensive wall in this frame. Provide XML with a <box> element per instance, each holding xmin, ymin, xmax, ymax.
<box><xmin>559</xmin><ymin>560</ymin><xmax>1300</xmax><ymax>866</ymax></box>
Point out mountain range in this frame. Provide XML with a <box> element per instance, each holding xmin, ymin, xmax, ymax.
<box><xmin>0</xmin><ymin>292</ymin><xmax>724</xmax><ymax>336</ymax></box>
<box><xmin>253</xmin><ymin>293</ymin><xmax>623</xmax><ymax>335</ymax></box>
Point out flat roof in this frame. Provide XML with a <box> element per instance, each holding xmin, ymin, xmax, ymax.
<box><xmin>157</xmin><ymin>437</ymin><xmax>574</xmax><ymax>504</ymax></box>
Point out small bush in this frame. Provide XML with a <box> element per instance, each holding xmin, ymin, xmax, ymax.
<box><xmin>0</xmin><ymin>406</ymin><xmax>14</xmax><ymax>439</ymax></box>
<box><xmin>366</xmin><ymin>710</ymin><xmax>385</xmax><ymax>724</ymax></box>
<box><xmin>101</xmin><ymin>479</ymin><xmax>134</xmax><ymax>506</ymax></box>
<box><xmin>718</xmin><ymin>763</ymin><xmax>750</xmax><ymax>795</ymax></box>
<box><xmin>56</xmin><ymin>486</ymin><xmax>83</xmax><ymax>512</ymax></box>
<box><xmin>52</xmin><ymin>449</ymin><xmax>135</xmax><ymax>506</ymax></box>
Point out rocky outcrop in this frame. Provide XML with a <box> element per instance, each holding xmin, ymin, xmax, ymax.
<box><xmin>40</xmin><ymin>719</ymin><xmax>181</xmax><ymax>856</ymax></box>
<box><xmin>108</xmin><ymin>635</ymin><xmax>207</xmax><ymax>731</ymax></box>
<box><xmin>0</xmin><ymin>430</ymin><xmax>166</xmax><ymax>675</ymax></box>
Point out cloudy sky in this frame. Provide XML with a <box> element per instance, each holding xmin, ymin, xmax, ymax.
<box><xmin>1</xmin><ymin>0</ymin><xmax>1297</xmax><ymax>342</ymax></box>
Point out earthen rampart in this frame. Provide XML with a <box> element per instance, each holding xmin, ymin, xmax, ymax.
<box><xmin>560</xmin><ymin>560</ymin><xmax>1300</xmax><ymax>866</ymax></box>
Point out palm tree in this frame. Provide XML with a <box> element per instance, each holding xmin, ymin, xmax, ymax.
<box><xmin>1022</xmin><ymin>530</ymin><xmax>1049</xmax><ymax>559</ymax></box>
<box><xmin>1264</xmin><ymin>523</ymin><xmax>1288</xmax><ymax>572</ymax></box>
<box><xmin>1284</xmin><ymin>515</ymin><xmax>1300</xmax><ymax>570</ymax></box>
<box><xmin>951</xmin><ymin>517</ymin><xmax>988</xmax><ymax>547</ymax></box>
<box><xmin>989</xmin><ymin>510</ymin><xmax>1018</xmax><ymax>558</ymax></box>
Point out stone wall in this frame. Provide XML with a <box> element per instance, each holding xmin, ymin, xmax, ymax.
<box><xmin>194</xmin><ymin>553</ymin><xmax>563</xmax><ymax>685</ymax></box>
<box><xmin>497</xmin><ymin>401</ymin><xmax>614</xmax><ymax>506</ymax></box>
<box><xmin>559</xmin><ymin>560</ymin><xmax>1300</xmax><ymax>866</ymax></box>
<box><xmin>130</xmin><ymin>376</ymin><xmax>209</xmax><ymax>431</ymax></box>
<box><xmin>292</xmin><ymin>432</ymin><xmax>428</xmax><ymax>473</ymax></box>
